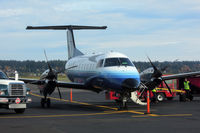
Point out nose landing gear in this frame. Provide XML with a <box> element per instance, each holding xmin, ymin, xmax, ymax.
<box><xmin>41</xmin><ymin>97</ymin><xmax>51</xmax><ymax>108</ymax></box>
<box><xmin>116</xmin><ymin>92</ymin><xmax>130</xmax><ymax>110</ymax></box>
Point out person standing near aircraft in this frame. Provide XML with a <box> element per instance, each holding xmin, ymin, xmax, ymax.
<box><xmin>184</xmin><ymin>78</ymin><xmax>192</xmax><ymax>101</ymax></box>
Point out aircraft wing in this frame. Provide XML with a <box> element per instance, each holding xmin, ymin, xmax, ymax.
<box><xmin>10</xmin><ymin>77</ymin><xmax>88</xmax><ymax>90</ymax></box>
<box><xmin>56</xmin><ymin>81</ymin><xmax>101</xmax><ymax>92</ymax></box>
<box><xmin>9</xmin><ymin>77</ymin><xmax>45</xmax><ymax>85</ymax></box>
<box><xmin>56</xmin><ymin>81</ymin><xmax>86</xmax><ymax>89</ymax></box>
<box><xmin>162</xmin><ymin>71</ymin><xmax>200</xmax><ymax>80</ymax></box>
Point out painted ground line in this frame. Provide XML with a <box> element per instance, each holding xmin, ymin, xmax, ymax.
<box><xmin>31</xmin><ymin>92</ymin><xmax>118</xmax><ymax>111</ymax></box>
<box><xmin>0</xmin><ymin>111</ymin><xmax>129</xmax><ymax>119</ymax></box>
<box><xmin>132</xmin><ymin>114</ymin><xmax>193</xmax><ymax>118</ymax></box>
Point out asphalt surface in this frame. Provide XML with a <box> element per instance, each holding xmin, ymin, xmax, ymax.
<box><xmin>0</xmin><ymin>85</ymin><xmax>200</xmax><ymax>133</ymax></box>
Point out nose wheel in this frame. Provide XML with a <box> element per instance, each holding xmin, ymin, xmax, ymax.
<box><xmin>116</xmin><ymin>92</ymin><xmax>130</xmax><ymax>110</ymax></box>
<box><xmin>118</xmin><ymin>98</ymin><xmax>128</xmax><ymax>110</ymax></box>
<box><xmin>41</xmin><ymin>98</ymin><xmax>51</xmax><ymax>108</ymax></box>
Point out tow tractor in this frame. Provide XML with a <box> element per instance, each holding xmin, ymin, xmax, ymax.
<box><xmin>0</xmin><ymin>70</ymin><xmax>31</xmax><ymax>113</ymax></box>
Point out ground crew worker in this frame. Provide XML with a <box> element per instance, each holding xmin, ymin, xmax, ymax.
<box><xmin>184</xmin><ymin>78</ymin><xmax>192</xmax><ymax>101</ymax></box>
<box><xmin>152</xmin><ymin>88</ymin><xmax>158</xmax><ymax>102</ymax></box>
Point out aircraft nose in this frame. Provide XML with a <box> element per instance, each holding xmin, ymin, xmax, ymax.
<box><xmin>121</xmin><ymin>78</ymin><xmax>140</xmax><ymax>90</ymax></box>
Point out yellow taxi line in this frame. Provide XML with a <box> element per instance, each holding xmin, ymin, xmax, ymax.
<box><xmin>31</xmin><ymin>92</ymin><xmax>120</xmax><ymax>111</ymax></box>
<box><xmin>132</xmin><ymin>114</ymin><xmax>192</xmax><ymax>118</ymax></box>
<box><xmin>0</xmin><ymin>111</ymin><xmax>128</xmax><ymax>119</ymax></box>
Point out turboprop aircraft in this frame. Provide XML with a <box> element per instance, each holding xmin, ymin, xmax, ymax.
<box><xmin>15</xmin><ymin>25</ymin><xmax>200</xmax><ymax>110</ymax></box>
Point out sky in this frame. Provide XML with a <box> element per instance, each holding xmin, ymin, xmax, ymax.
<box><xmin>0</xmin><ymin>0</ymin><xmax>200</xmax><ymax>61</ymax></box>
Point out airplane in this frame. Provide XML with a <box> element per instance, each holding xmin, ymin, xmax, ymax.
<box><xmin>14</xmin><ymin>25</ymin><xmax>200</xmax><ymax>110</ymax></box>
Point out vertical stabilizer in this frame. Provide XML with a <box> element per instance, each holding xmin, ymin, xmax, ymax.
<box><xmin>67</xmin><ymin>29</ymin><xmax>84</xmax><ymax>59</ymax></box>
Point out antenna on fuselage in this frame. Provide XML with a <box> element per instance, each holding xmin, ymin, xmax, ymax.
<box><xmin>26</xmin><ymin>25</ymin><xmax>107</xmax><ymax>59</ymax></box>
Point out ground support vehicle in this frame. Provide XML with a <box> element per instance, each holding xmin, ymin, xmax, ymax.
<box><xmin>105</xmin><ymin>88</ymin><xmax>180</xmax><ymax>103</ymax></box>
<box><xmin>0</xmin><ymin>71</ymin><xmax>31</xmax><ymax>113</ymax></box>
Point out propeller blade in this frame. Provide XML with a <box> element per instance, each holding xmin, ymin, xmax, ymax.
<box><xmin>147</xmin><ymin>56</ymin><xmax>158</xmax><ymax>71</ymax></box>
<box><xmin>161</xmin><ymin>78</ymin><xmax>172</xmax><ymax>94</ymax></box>
<box><xmin>57</xmin><ymin>86</ymin><xmax>62</xmax><ymax>99</ymax></box>
<box><xmin>44</xmin><ymin>50</ymin><xmax>53</xmax><ymax>72</ymax></box>
<box><xmin>147</xmin><ymin>56</ymin><xmax>162</xmax><ymax>78</ymax></box>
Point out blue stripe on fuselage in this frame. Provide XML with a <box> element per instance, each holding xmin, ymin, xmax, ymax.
<box><xmin>66</xmin><ymin>70</ymin><xmax>140</xmax><ymax>91</ymax></box>
<box><xmin>99</xmin><ymin>71</ymin><xmax>140</xmax><ymax>90</ymax></box>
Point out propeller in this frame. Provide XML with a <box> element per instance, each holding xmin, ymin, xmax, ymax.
<box><xmin>43</xmin><ymin>50</ymin><xmax>62</xmax><ymax>99</ymax></box>
<box><xmin>147</xmin><ymin>57</ymin><xmax>172</xmax><ymax>95</ymax></box>
<box><xmin>44</xmin><ymin>50</ymin><xmax>53</xmax><ymax>72</ymax></box>
<box><xmin>161</xmin><ymin>78</ymin><xmax>172</xmax><ymax>94</ymax></box>
<box><xmin>147</xmin><ymin>56</ymin><xmax>162</xmax><ymax>78</ymax></box>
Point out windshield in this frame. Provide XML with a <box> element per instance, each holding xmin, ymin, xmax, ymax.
<box><xmin>104</xmin><ymin>58</ymin><xmax>133</xmax><ymax>67</ymax></box>
<box><xmin>0</xmin><ymin>71</ymin><xmax>8</xmax><ymax>79</ymax></box>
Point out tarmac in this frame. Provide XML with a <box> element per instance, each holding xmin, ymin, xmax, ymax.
<box><xmin>0</xmin><ymin>85</ymin><xmax>200</xmax><ymax>133</ymax></box>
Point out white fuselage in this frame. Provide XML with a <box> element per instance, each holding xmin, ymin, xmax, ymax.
<box><xmin>65</xmin><ymin>51</ymin><xmax>140</xmax><ymax>92</ymax></box>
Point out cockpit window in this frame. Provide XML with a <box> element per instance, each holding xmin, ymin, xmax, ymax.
<box><xmin>0</xmin><ymin>71</ymin><xmax>8</xmax><ymax>79</ymax></box>
<box><xmin>104</xmin><ymin>58</ymin><xmax>120</xmax><ymax>67</ymax></box>
<box><xmin>119</xmin><ymin>58</ymin><xmax>134</xmax><ymax>66</ymax></box>
<box><xmin>104</xmin><ymin>58</ymin><xmax>134</xmax><ymax>67</ymax></box>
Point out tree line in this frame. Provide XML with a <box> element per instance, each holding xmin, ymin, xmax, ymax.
<box><xmin>0</xmin><ymin>60</ymin><xmax>200</xmax><ymax>76</ymax></box>
<box><xmin>0</xmin><ymin>60</ymin><xmax>66</xmax><ymax>76</ymax></box>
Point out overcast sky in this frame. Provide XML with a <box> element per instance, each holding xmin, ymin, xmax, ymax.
<box><xmin>0</xmin><ymin>0</ymin><xmax>200</xmax><ymax>61</ymax></box>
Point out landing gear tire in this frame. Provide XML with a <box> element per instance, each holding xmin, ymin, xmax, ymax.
<box><xmin>189</xmin><ymin>95</ymin><xmax>193</xmax><ymax>101</ymax></box>
<box><xmin>47</xmin><ymin>98</ymin><xmax>51</xmax><ymax>108</ymax></box>
<box><xmin>115</xmin><ymin>91</ymin><xmax>130</xmax><ymax>110</ymax></box>
<box><xmin>117</xmin><ymin>98</ymin><xmax>128</xmax><ymax>110</ymax></box>
<box><xmin>118</xmin><ymin>102</ymin><xmax>127</xmax><ymax>110</ymax></box>
<box><xmin>41</xmin><ymin>98</ymin><xmax>51</xmax><ymax>108</ymax></box>
<box><xmin>179</xmin><ymin>94</ymin><xmax>186</xmax><ymax>102</ymax></box>
<box><xmin>156</xmin><ymin>93</ymin><xmax>165</xmax><ymax>102</ymax></box>
<box><xmin>41</xmin><ymin>98</ymin><xmax>45</xmax><ymax>108</ymax></box>
<box><xmin>14</xmin><ymin>109</ymin><xmax>25</xmax><ymax>114</ymax></box>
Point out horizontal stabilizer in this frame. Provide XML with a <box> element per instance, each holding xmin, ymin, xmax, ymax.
<box><xmin>26</xmin><ymin>25</ymin><xmax>107</xmax><ymax>30</ymax></box>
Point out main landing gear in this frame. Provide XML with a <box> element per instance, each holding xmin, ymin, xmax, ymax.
<box><xmin>41</xmin><ymin>97</ymin><xmax>51</xmax><ymax>108</ymax></box>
